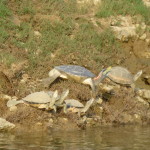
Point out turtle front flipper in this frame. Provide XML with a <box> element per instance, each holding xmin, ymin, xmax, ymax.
<box><xmin>48</xmin><ymin>90</ymin><xmax>58</xmax><ymax>111</ymax></box>
<box><xmin>57</xmin><ymin>89</ymin><xmax>69</xmax><ymax>105</ymax></box>
<box><xmin>42</xmin><ymin>68</ymin><xmax>61</xmax><ymax>87</ymax></box>
<box><xmin>133</xmin><ymin>70</ymin><xmax>142</xmax><ymax>81</ymax></box>
<box><xmin>80</xmin><ymin>98</ymin><xmax>94</xmax><ymax>113</ymax></box>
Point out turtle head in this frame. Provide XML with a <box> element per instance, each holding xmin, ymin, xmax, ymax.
<box><xmin>93</xmin><ymin>66</ymin><xmax>112</xmax><ymax>85</ymax></box>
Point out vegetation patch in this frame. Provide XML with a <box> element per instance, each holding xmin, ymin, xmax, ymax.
<box><xmin>96</xmin><ymin>0</ymin><xmax>150</xmax><ymax>24</ymax></box>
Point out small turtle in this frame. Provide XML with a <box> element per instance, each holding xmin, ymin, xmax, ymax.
<box><xmin>7</xmin><ymin>90</ymin><xmax>69</xmax><ymax>112</ymax></box>
<box><xmin>42</xmin><ymin>65</ymin><xmax>111</xmax><ymax>94</ymax></box>
<box><xmin>105</xmin><ymin>66</ymin><xmax>142</xmax><ymax>87</ymax></box>
<box><xmin>63</xmin><ymin>98</ymin><xmax>94</xmax><ymax>115</ymax></box>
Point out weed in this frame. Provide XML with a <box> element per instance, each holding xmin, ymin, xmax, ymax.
<box><xmin>0</xmin><ymin>52</ymin><xmax>17</xmax><ymax>67</ymax></box>
<box><xmin>96</xmin><ymin>0</ymin><xmax>150</xmax><ymax>24</ymax></box>
<box><xmin>17</xmin><ymin>0</ymin><xmax>35</xmax><ymax>15</ymax></box>
<box><xmin>0</xmin><ymin>0</ymin><xmax>11</xmax><ymax>18</ymax></box>
<box><xmin>0</xmin><ymin>26</ymin><xmax>9</xmax><ymax>43</ymax></box>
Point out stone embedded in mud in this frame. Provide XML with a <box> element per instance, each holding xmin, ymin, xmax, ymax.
<box><xmin>110</xmin><ymin>16</ymin><xmax>149</xmax><ymax>42</ymax></box>
<box><xmin>9</xmin><ymin>106</ymin><xmax>17</xmax><ymax>112</ymax></box>
<box><xmin>144</xmin><ymin>75</ymin><xmax>150</xmax><ymax>84</ymax></box>
<box><xmin>0</xmin><ymin>94</ymin><xmax>11</xmax><ymax>101</ymax></box>
<box><xmin>77</xmin><ymin>0</ymin><xmax>101</xmax><ymax>5</ymax></box>
<box><xmin>96</xmin><ymin>98</ymin><xmax>103</xmax><ymax>104</ymax></box>
<box><xmin>133</xmin><ymin>114</ymin><xmax>142</xmax><ymax>124</ymax></box>
<box><xmin>0</xmin><ymin>118</ymin><xmax>15</xmax><ymax>131</ymax></box>
<box><xmin>136</xmin><ymin>96</ymin><xmax>149</xmax><ymax>107</ymax></box>
<box><xmin>34</xmin><ymin>31</ymin><xmax>42</xmax><ymax>37</ymax></box>
<box><xmin>111</xmin><ymin>26</ymin><xmax>137</xmax><ymax>42</ymax></box>
<box><xmin>143</xmin><ymin>0</ymin><xmax>150</xmax><ymax>7</ymax></box>
<box><xmin>100</xmin><ymin>84</ymin><xmax>115</xmax><ymax>92</ymax></box>
<box><xmin>137</xmin><ymin>89</ymin><xmax>150</xmax><ymax>100</ymax></box>
<box><xmin>139</xmin><ymin>33</ymin><xmax>147</xmax><ymax>40</ymax></box>
<box><xmin>20</xmin><ymin>74</ymin><xmax>30</xmax><ymax>84</ymax></box>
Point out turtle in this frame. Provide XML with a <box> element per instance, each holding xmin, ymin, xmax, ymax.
<box><xmin>63</xmin><ymin>98</ymin><xmax>94</xmax><ymax>115</ymax></box>
<box><xmin>104</xmin><ymin>66</ymin><xmax>142</xmax><ymax>88</ymax></box>
<box><xmin>42</xmin><ymin>65</ymin><xmax>111</xmax><ymax>94</ymax></box>
<box><xmin>7</xmin><ymin>90</ymin><xmax>69</xmax><ymax>112</ymax></box>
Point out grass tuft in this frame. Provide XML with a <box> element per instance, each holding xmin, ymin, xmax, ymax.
<box><xmin>96</xmin><ymin>0</ymin><xmax>150</xmax><ymax>24</ymax></box>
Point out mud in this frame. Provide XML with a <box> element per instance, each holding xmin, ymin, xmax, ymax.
<box><xmin>0</xmin><ymin>86</ymin><xmax>150</xmax><ymax>132</ymax></box>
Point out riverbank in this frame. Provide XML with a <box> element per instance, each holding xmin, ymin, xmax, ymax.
<box><xmin>0</xmin><ymin>0</ymin><xmax>150</xmax><ymax>131</ymax></box>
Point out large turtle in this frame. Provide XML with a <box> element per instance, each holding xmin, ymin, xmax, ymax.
<box><xmin>42</xmin><ymin>65</ymin><xmax>111</xmax><ymax>94</ymax></box>
<box><xmin>105</xmin><ymin>66</ymin><xmax>142</xmax><ymax>87</ymax></box>
<box><xmin>7</xmin><ymin>90</ymin><xmax>69</xmax><ymax>112</ymax></box>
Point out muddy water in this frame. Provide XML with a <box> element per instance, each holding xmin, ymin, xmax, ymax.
<box><xmin>0</xmin><ymin>126</ymin><xmax>150</xmax><ymax>150</ymax></box>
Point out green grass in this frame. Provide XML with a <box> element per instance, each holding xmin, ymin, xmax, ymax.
<box><xmin>0</xmin><ymin>52</ymin><xmax>17</xmax><ymax>67</ymax></box>
<box><xmin>0</xmin><ymin>0</ymin><xmax>127</xmax><ymax>71</ymax></box>
<box><xmin>96</xmin><ymin>0</ymin><xmax>150</xmax><ymax>24</ymax></box>
<box><xmin>16</xmin><ymin>0</ymin><xmax>35</xmax><ymax>15</ymax></box>
<box><xmin>0</xmin><ymin>0</ymin><xmax>11</xmax><ymax>18</ymax></box>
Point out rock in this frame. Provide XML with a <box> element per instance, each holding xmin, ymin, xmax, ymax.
<box><xmin>9</xmin><ymin>106</ymin><xmax>17</xmax><ymax>112</ymax></box>
<box><xmin>137</xmin><ymin>89</ymin><xmax>150</xmax><ymax>99</ymax></box>
<box><xmin>141</xmin><ymin>22</ymin><xmax>147</xmax><ymax>31</ymax></box>
<box><xmin>34</xmin><ymin>31</ymin><xmax>42</xmax><ymax>37</ymax></box>
<box><xmin>143</xmin><ymin>0</ymin><xmax>150</xmax><ymax>7</ymax></box>
<box><xmin>77</xmin><ymin>0</ymin><xmax>101</xmax><ymax>5</ymax></box>
<box><xmin>100</xmin><ymin>84</ymin><xmax>115</xmax><ymax>92</ymax></box>
<box><xmin>0</xmin><ymin>118</ymin><xmax>15</xmax><ymax>131</ymax></box>
<box><xmin>20</xmin><ymin>74</ymin><xmax>30</xmax><ymax>84</ymax></box>
<box><xmin>139</xmin><ymin>33</ymin><xmax>147</xmax><ymax>40</ymax></box>
<box><xmin>0</xmin><ymin>94</ymin><xmax>11</xmax><ymax>101</ymax></box>
<box><xmin>36</xmin><ymin>122</ymin><xmax>43</xmax><ymax>126</ymax></box>
<box><xmin>58</xmin><ymin>118</ymin><xmax>68</xmax><ymax>124</ymax></box>
<box><xmin>144</xmin><ymin>75</ymin><xmax>150</xmax><ymax>84</ymax></box>
<box><xmin>145</xmin><ymin>39</ymin><xmax>150</xmax><ymax>44</ymax></box>
<box><xmin>112</xmin><ymin>26</ymin><xmax>137</xmax><ymax>42</ymax></box>
<box><xmin>96</xmin><ymin>97</ymin><xmax>103</xmax><ymax>104</ymax></box>
<box><xmin>136</xmin><ymin>96</ymin><xmax>149</xmax><ymax>107</ymax></box>
<box><xmin>133</xmin><ymin>114</ymin><xmax>142</xmax><ymax>124</ymax></box>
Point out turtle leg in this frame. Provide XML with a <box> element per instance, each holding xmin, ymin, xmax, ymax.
<box><xmin>82</xmin><ymin>78</ymin><xmax>96</xmax><ymax>98</ymax></box>
<box><xmin>57</xmin><ymin>89</ymin><xmax>69</xmax><ymax>105</ymax></box>
<box><xmin>42</xmin><ymin>69</ymin><xmax>61</xmax><ymax>87</ymax></box>
<box><xmin>63</xmin><ymin>104</ymin><xmax>68</xmax><ymax>114</ymax></box>
<box><xmin>131</xmin><ymin>83</ymin><xmax>135</xmax><ymax>93</ymax></box>
<box><xmin>80</xmin><ymin>98</ymin><xmax>94</xmax><ymax>113</ymax></box>
<box><xmin>48</xmin><ymin>90</ymin><xmax>58</xmax><ymax>111</ymax></box>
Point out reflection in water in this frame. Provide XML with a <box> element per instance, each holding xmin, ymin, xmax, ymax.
<box><xmin>0</xmin><ymin>126</ymin><xmax>150</xmax><ymax>150</ymax></box>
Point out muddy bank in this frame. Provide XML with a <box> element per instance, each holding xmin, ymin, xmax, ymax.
<box><xmin>0</xmin><ymin>85</ymin><xmax>150</xmax><ymax>132</ymax></box>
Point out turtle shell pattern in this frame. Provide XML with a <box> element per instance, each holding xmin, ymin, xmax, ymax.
<box><xmin>55</xmin><ymin>65</ymin><xmax>95</xmax><ymax>78</ymax></box>
<box><xmin>65</xmin><ymin>99</ymin><xmax>84</xmax><ymax>108</ymax></box>
<box><xmin>107</xmin><ymin>66</ymin><xmax>134</xmax><ymax>85</ymax></box>
<box><xmin>22</xmin><ymin>91</ymin><xmax>51</xmax><ymax>104</ymax></box>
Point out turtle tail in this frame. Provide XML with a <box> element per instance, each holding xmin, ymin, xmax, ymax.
<box><xmin>133</xmin><ymin>70</ymin><xmax>142</xmax><ymax>81</ymax></box>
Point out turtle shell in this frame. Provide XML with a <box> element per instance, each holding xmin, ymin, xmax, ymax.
<box><xmin>107</xmin><ymin>66</ymin><xmax>134</xmax><ymax>85</ymax></box>
<box><xmin>65</xmin><ymin>99</ymin><xmax>84</xmax><ymax>108</ymax></box>
<box><xmin>55</xmin><ymin>65</ymin><xmax>95</xmax><ymax>78</ymax></box>
<box><xmin>23</xmin><ymin>91</ymin><xmax>51</xmax><ymax>104</ymax></box>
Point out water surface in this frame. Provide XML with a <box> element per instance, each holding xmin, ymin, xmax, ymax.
<box><xmin>0</xmin><ymin>126</ymin><xmax>150</xmax><ymax>150</ymax></box>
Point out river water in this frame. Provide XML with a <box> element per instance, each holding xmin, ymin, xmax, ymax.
<box><xmin>0</xmin><ymin>126</ymin><xmax>150</xmax><ymax>150</ymax></box>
